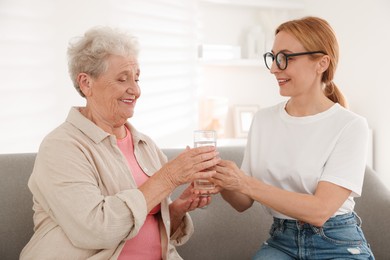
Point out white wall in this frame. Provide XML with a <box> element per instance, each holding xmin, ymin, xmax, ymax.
<box><xmin>197</xmin><ymin>3</ymin><xmax>292</xmax><ymax>138</ymax></box>
<box><xmin>199</xmin><ymin>0</ymin><xmax>390</xmax><ymax>188</ymax></box>
<box><xmin>302</xmin><ymin>0</ymin><xmax>390</xmax><ymax>188</ymax></box>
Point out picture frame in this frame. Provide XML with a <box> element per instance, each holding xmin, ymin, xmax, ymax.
<box><xmin>233</xmin><ymin>105</ymin><xmax>259</xmax><ymax>138</ymax></box>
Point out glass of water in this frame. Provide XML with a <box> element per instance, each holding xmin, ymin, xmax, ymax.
<box><xmin>193</xmin><ymin>130</ymin><xmax>217</xmax><ymax>191</ymax></box>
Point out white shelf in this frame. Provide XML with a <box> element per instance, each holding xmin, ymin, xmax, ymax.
<box><xmin>200</xmin><ymin>59</ymin><xmax>264</xmax><ymax>67</ymax></box>
<box><xmin>200</xmin><ymin>0</ymin><xmax>305</xmax><ymax>10</ymax></box>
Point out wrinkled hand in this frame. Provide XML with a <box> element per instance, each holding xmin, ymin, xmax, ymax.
<box><xmin>169</xmin><ymin>184</ymin><xmax>212</xmax><ymax>234</ymax></box>
<box><xmin>160</xmin><ymin>146</ymin><xmax>220</xmax><ymax>188</ymax></box>
<box><xmin>212</xmin><ymin>160</ymin><xmax>246</xmax><ymax>192</ymax></box>
<box><xmin>171</xmin><ymin>184</ymin><xmax>211</xmax><ymax>215</ymax></box>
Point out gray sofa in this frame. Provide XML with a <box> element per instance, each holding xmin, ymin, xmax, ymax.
<box><xmin>1</xmin><ymin>147</ymin><xmax>390</xmax><ymax>260</ymax></box>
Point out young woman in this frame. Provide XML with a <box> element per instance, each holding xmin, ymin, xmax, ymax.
<box><xmin>212</xmin><ymin>16</ymin><xmax>375</xmax><ymax>259</ymax></box>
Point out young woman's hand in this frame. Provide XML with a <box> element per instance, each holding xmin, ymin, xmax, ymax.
<box><xmin>212</xmin><ymin>160</ymin><xmax>247</xmax><ymax>192</ymax></box>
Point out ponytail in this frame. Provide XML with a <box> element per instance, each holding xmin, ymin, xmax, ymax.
<box><xmin>324</xmin><ymin>81</ymin><xmax>348</xmax><ymax>108</ymax></box>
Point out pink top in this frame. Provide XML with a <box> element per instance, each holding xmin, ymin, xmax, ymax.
<box><xmin>117</xmin><ymin>127</ymin><xmax>162</xmax><ymax>260</ymax></box>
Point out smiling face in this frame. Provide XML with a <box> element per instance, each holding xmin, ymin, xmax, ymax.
<box><xmin>78</xmin><ymin>54</ymin><xmax>140</xmax><ymax>130</ymax></box>
<box><xmin>270</xmin><ymin>31</ymin><xmax>324</xmax><ymax>99</ymax></box>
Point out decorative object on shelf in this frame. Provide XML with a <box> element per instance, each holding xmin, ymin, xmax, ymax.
<box><xmin>246</xmin><ymin>25</ymin><xmax>265</xmax><ymax>59</ymax></box>
<box><xmin>258</xmin><ymin>9</ymin><xmax>293</xmax><ymax>51</ymax></box>
<box><xmin>198</xmin><ymin>44</ymin><xmax>241</xmax><ymax>60</ymax></box>
<box><xmin>199</xmin><ymin>96</ymin><xmax>229</xmax><ymax>138</ymax></box>
<box><xmin>233</xmin><ymin>105</ymin><xmax>259</xmax><ymax>138</ymax></box>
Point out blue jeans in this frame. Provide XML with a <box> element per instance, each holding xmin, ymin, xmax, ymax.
<box><xmin>253</xmin><ymin>212</ymin><xmax>375</xmax><ymax>260</ymax></box>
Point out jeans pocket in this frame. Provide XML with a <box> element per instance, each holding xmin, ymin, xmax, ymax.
<box><xmin>268</xmin><ymin>223</ymin><xmax>277</xmax><ymax>237</ymax></box>
<box><xmin>268</xmin><ymin>223</ymin><xmax>283</xmax><ymax>237</ymax></box>
<box><xmin>317</xmin><ymin>225</ymin><xmax>363</xmax><ymax>246</ymax></box>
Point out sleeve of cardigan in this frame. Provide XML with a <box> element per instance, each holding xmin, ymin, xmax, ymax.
<box><xmin>148</xmin><ymin>143</ymin><xmax>195</xmax><ymax>246</ymax></box>
<box><xmin>33</xmin><ymin>138</ymin><xmax>148</xmax><ymax>250</ymax></box>
<box><xmin>169</xmin><ymin>212</ymin><xmax>194</xmax><ymax>246</ymax></box>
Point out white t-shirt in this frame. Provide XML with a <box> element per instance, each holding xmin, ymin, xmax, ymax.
<box><xmin>241</xmin><ymin>101</ymin><xmax>369</xmax><ymax>219</ymax></box>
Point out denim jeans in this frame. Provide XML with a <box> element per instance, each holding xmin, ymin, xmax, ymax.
<box><xmin>253</xmin><ymin>212</ymin><xmax>374</xmax><ymax>260</ymax></box>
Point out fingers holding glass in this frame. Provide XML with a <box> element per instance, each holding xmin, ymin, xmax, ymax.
<box><xmin>212</xmin><ymin>160</ymin><xmax>244</xmax><ymax>192</ymax></box>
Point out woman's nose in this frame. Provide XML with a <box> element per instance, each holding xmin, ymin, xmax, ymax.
<box><xmin>270</xmin><ymin>60</ymin><xmax>280</xmax><ymax>74</ymax></box>
<box><xmin>127</xmin><ymin>82</ymin><xmax>140</xmax><ymax>96</ymax></box>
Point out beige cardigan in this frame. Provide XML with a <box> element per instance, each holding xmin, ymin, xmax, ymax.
<box><xmin>20</xmin><ymin>107</ymin><xmax>193</xmax><ymax>260</ymax></box>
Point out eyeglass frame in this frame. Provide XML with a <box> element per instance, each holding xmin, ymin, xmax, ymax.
<box><xmin>263</xmin><ymin>51</ymin><xmax>326</xmax><ymax>70</ymax></box>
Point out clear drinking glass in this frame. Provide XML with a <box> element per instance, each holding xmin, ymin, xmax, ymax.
<box><xmin>193</xmin><ymin>130</ymin><xmax>217</xmax><ymax>190</ymax></box>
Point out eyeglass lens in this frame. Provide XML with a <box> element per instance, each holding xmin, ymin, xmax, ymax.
<box><xmin>264</xmin><ymin>52</ymin><xmax>287</xmax><ymax>70</ymax></box>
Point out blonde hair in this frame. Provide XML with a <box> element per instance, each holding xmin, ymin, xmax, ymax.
<box><xmin>276</xmin><ymin>16</ymin><xmax>347</xmax><ymax>108</ymax></box>
<box><xmin>67</xmin><ymin>26</ymin><xmax>139</xmax><ymax>97</ymax></box>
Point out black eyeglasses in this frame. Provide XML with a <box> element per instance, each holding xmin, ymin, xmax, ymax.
<box><xmin>263</xmin><ymin>51</ymin><xmax>326</xmax><ymax>70</ymax></box>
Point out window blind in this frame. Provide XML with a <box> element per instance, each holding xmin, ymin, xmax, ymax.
<box><xmin>0</xmin><ymin>0</ymin><xmax>199</xmax><ymax>153</ymax></box>
<box><xmin>108</xmin><ymin>0</ymin><xmax>199</xmax><ymax>147</ymax></box>
<box><xmin>0</xmin><ymin>0</ymin><xmax>60</xmax><ymax>153</ymax></box>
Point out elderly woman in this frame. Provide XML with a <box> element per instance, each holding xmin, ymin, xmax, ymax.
<box><xmin>20</xmin><ymin>27</ymin><xmax>219</xmax><ymax>259</ymax></box>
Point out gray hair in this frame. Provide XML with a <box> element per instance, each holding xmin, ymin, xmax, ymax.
<box><xmin>67</xmin><ymin>26</ymin><xmax>139</xmax><ymax>97</ymax></box>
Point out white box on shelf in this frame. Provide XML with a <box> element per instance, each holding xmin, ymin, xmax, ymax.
<box><xmin>199</xmin><ymin>44</ymin><xmax>241</xmax><ymax>60</ymax></box>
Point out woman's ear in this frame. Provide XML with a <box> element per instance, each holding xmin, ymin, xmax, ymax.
<box><xmin>77</xmin><ymin>73</ymin><xmax>92</xmax><ymax>97</ymax></box>
<box><xmin>317</xmin><ymin>55</ymin><xmax>330</xmax><ymax>74</ymax></box>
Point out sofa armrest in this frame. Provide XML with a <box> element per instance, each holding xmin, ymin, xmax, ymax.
<box><xmin>0</xmin><ymin>153</ymin><xmax>36</xmax><ymax>260</ymax></box>
<box><xmin>354</xmin><ymin>166</ymin><xmax>390</xmax><ymax>259</ymax></box>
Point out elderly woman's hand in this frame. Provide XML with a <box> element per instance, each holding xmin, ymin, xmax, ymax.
<box><xmin>169</xmin><ymin>184</ymin><xmax>211</xmax><ymax>233</ymax></box>
<box><xmin>161</xmin><ymin>146</ymin><xmax>220</xmax><ymax>189</ymax></box>
<box><xmin>140</xmin><ymin>146</ymin><xmax>218</xmax><ymax>213</ymax></box>
<box><xmin>172</xmin><ymin>184</ymin><xmax>211</xmax><ymax>213</ymax></box>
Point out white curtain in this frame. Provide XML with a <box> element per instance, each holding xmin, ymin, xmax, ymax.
<box><xmin>0</xmin><ymin>0</ymin><xmax>199</xmax><ymax>153</ymax></box>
